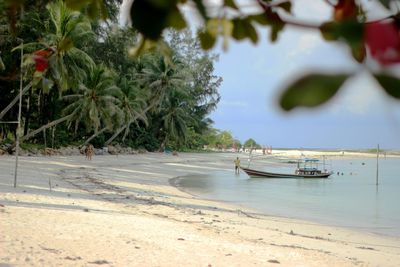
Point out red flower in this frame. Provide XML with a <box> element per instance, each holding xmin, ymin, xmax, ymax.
<box><xmin>33</xmin><ymin>49</ymin><xmax>51</xmax><ymax>72</ymax></box>
<box><xmin>365</xmin><ymin>21</ymin><xmax>400</xmax><ymax>65</ymax></box>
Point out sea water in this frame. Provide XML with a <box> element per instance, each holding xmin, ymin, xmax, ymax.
<box><xmin>176</xmin><ymin>157</ymin><xmax>400</xmax><ymax>237</ymax></box>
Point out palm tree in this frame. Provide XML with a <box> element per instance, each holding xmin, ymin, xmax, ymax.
<box><xmin>0</xmin><ymin>82</ymin><xmax>32</xmax><ymax>120</ymax></box>
<box><xmin>63</xmin><ymin>65</ymin><xmax>123</xmax><ymax>133</ymax></box>
<box><xmin>137</xmin><ymin>55</ymin><xmax>187</xmax><ymax>110</ymax></box>
<box><xmin>118</xmin><ymin>77</ymin><xmax>148</xmax><ymax>139</ymax></box>
<box><xmin>159</xmin><ymin>89</ymin><xmax>192</xmax><ymax>148</ymax></box>
<box><xmin>1</xmin><ymin>0</ymin><xmax>94</xmax><ymax>121</ymax></box>
<box><xmin>43</xmin><ymin>0</ymin><xmax>95</xmax><ymax>91</ymax></box>
<box><xmin>82</xmin><ymin>75</ymin><xmax>149</xmax><ymax>145</ymax></box>
<box><xmin>103</xmin><ymin>54</ymin><xmax>187</xmax><ymax>146</ymax></box>
<box><xmin>21</xmin><ymin>65</ymin><xmax>122</xmax><ymax>142</ymax></box>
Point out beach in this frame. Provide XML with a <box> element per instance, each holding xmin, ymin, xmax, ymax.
<box><xmin>1</xmin><ymin>151</ymin><xmax>399</xmax><ymax>266</ymax></box>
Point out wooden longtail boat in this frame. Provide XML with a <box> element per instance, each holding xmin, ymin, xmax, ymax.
<box><xmin>241</xmin><ymin>158</ymin><xmax>332</xmax><ymax>178</ymax></box>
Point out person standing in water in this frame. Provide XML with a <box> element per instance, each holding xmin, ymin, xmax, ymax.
<box><xmin>234</xmin><ymin>157</ymin><xmax>241</xmax><ymax>174</ymax></box>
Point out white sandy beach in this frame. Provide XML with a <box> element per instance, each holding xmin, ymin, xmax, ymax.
<box><xmin>1</xmin><ymin>150</ymin><xmax>399</xmax><ymax>266</ymax></box>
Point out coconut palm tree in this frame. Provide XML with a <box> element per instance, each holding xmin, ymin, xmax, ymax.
<box><xmin>103</xmin><ymin>54</ymin><xmax>187</xmax><ymax>146</ymax></box>
<box><xmin>44</xmin><ymin>0</ymin><xmax>95</xmax><ymax>91</ymax></box>
<box><xmin>82</xmin><ymin>75</ymin><xmax>148</xmax><ymax>145</ymax></box>
<box><xmin>118</xmin><ymin>77</ymin><xmax>148</xmax><ymax>139</ymax></box>
<box><xmin>21</xmin><ymin>65</ymin><xmax>122</xmax><ymax>142</ymax></box>
<box><xmin>1</xmin><ymin>0</ymin><xmax>95</xmax><ymax>120</ymax></box>
<box><xmin>159</xmin><ymin>89</ymin><xmax>193</xmax><ymax>148</ymax></box>
<box><xmin>63</xmin><ymin>65</ymin><xmax>123</xmax><ymax>133</ymax></box>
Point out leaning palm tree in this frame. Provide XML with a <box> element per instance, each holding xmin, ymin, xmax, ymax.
<box><xmin>83</xmin><ymin>76</ymin><xmax>148</xmax><ymax>145</ymax></box>
<box><xmin>20</xmin><ymin>65</ymin><xmax>122</xmax><ymax>142</ymax></box>
<box><xmin>104</xmin><ymin>54</ymin><xmax>187</xmax><ymax>146</ymax></box>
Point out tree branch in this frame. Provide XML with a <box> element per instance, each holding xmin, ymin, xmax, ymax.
<box><xmin>20</xmin><ymin>113</ymin><xmax>73</xmax><ymax>143</ymax></box>
<box><xmin>322</xmin><ymin>0</ymin><xmax>335</xmax><ymax>7</ymax></box>
<box><xmin>256</xmin><ymin>0</ymin><xmax>395</xmax><ymax>29</ymax></box>
<box><xmin>83</xmin><ymin>127</ymin><xmax>108</xmax><ymax>146</ymax></box>
<box><xmin>104</xmin><ymin>104</ymin><xmax>153</xmax><ymax>146</ymax></box>
<box><xmin>0</xmin><ymin>82</ymin><xmax>32</xmax><ymax>120</ymax></box>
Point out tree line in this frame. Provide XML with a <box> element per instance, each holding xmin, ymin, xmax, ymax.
<box><xmin>0</xmin><ymin>0</ymin><xmax>231</xmax><ymax>152</ymax></box>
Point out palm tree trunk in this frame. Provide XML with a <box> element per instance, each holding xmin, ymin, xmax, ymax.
<box><xmin>0</xmin><ymin>82</ymin><xmax>32</xmax><ymax>120</ymax></box>
<box><xmin>83</xmin><ymin>127</ymin><xmax>107</xmax><ymax>146</ymax></box>
<box><xmin>51</xmin><ymin>126</ymin><xmax>56</xmax><ymax>149</ymax></box>
<box><xmin>160</xmin><ymin>134</ymin><xmax>168</xmax><ymax>152</ymax></box>
<box><xmin>20</xmin><ymin>113</ymin><xmax>73</xmax><ymax>143</ymax></box>
<box><xmin>23</xmin><ymin>86</ymin><xmax>32</xmax><ymax>135</ymax></box>
<box><xmin>43</xmin><ymin>128</ymin><xmax>47</xmax><ymax>148</ymax></box>
<box><xmin>104</xmin><ymin>104</ymin><xmax>153</xmax><ymax>146</ymax></box>
<box><xmin>104</xmin><ymin>125</ymin><xmax>125</xmax><ymax>146</ymax></box>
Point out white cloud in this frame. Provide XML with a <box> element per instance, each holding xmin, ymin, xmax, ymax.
<box><xmin>287</xmin><ymin>33</ymin><xmax>321</xmax><ymax>58</ymax></box>
<box><xmin>359</xmin><ymin>0</ymin><xmax>390</xmax><ymax>20</ymax></box>
<box><xmin>292</xmin><ymin>0</ymin><xmax>331</xmax><ymax>22</ymax></box>
<box><xmin>327</xmin><ymin>72</ymin><xmax>384</xmax><ymax>115</ymax></box>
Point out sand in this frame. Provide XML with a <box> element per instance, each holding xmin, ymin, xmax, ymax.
<box><xmin>0</xmin><ymin>150</ymin><xmax>399</xmax><ymax>266</ymax></box>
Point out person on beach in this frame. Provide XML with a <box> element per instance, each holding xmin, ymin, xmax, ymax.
<box><xmin>234</xmin><ymin>157</ymin><xmax>240</xmax><ymax>174</ymax></box>
<box><xmin>85</xmin><ymin>144</ymin><xmax>94</xmax><ymax>160</ymax></box>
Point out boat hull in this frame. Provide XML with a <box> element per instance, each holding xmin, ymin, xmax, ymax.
<box><xmin>240</xmin><ymin>167</ymin><xmax>331</xmax><ymax>178</ymax></box>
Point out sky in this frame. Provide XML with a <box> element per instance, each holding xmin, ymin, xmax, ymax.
<box><xmin>195</xmin><ymin>0</ymin><xmax>400</xmax><ymax>150</ymax></box>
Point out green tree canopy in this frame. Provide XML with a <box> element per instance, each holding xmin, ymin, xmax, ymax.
<box><xmin>244</xmin><ymin>138</ymin><xmax>260</xmax><ymax>149</ymax></box>
<box><xmin>1</xmin><ymin>1</ymin><xmax>224</xmax><ymax>152</ymax></box>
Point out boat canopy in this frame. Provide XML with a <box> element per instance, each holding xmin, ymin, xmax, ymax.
<box><xmin>304</xmin><ymin>158</ymin><xmax>319</xmax><ymax>162</ymax></box>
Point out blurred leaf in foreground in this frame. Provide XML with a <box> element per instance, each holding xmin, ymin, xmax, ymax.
<box><xmin>374</xmin><ymin>73</ymin><xmax>400</xmax><ymax>99</ymax></box>
<box><xmin>280</xmin><ymin>73</ymin><xmax>350</xmax><ymax>111</ymax></box>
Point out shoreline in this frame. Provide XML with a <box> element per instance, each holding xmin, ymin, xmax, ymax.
<box><xmin>170</xmin><ymin>170</ymin><xmax>400</xmax><ymax>240</ymax></box>
<box><xmin>1</xmin><ymin>152</ymin><xmax>400</xmax><ymax>266</ymax></box>
<box><xmin>2</xmin><ymin>143</ymin><xmax>400</xmax><ymax>158</ymax></box>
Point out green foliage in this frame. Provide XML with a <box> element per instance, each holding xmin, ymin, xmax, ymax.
<box><xmin>320</xmin><ymin>20</ymin><xmax>365</xmax><ymax>62</ymax></box>
<box><xmin>51</xmin><ymin>127</ymin><xmax>76</xmax><ymax>147</ymax></box>
<box><xmin>14</xmin><ymin>1</ymin><xmax>400</xmax><ymax>151</ymax></box>
<box><xmin>129</xmin><ymin>0</ymin><xmax>186</xmax><ymax>41</ymax></box>
<box><xmin>201</xmin><ymin>130</ymin><xmax>241</xmax><ymax>149</ymax></box>
<box><xmin>65</xmin><ymin>0</ymin><xmax>108</xmax><ymax>20</ymax></box>
<box><xmin>91</xmin><ymin>133</ymin><xmax>105</xmax><ymax>148</ymax></box>
<box><xmin>244</xmin><ymin>138</ymin><xmax>259</xmax><ymax>148</ymax></box>
<box><xmin>231</xmin><ymin>18</ymin><xmax>258</xmax><ymax>44</ymax></box>
<box><xmin>161</xmin><ymin>89</ymin><xmax>191</xmax><ymax>147</ymax></box>
<box><xmin>280</xmin><ymin>73</ymin><xmax>350</xmax><ymax>111</ymax></box>
<box><xmin>20</xmin><ymin>143</ymin><xmax>46</xmax><ymax>150</ymax></box>
<box><xmin>198</xmin><ymin>30</ymin><xmax>216</xmax><ymax>51</ymax></box>
<box><xmin>183</xmin><ymin>127</ymin><xmax>207</xmax><ymax>150</ymax></box>
<box><xmin>364</xmin><ymin>148</ymin><xmax>384</xmax><ymax>153</ymax></box>
<box><xmin>62</xmin><ymin>65</ymin><xmax>123</xmax><ymax>132</ymax></box>
<box><xmin>378</xmin><ymin>0</ymin><xmax>392</xmax><ymax>9</ymax></box>
<box><xmin>320</xmin><ymin>20</ymin><xmax>363</xmax><ymax>45</ymax></box>
<box><xmin>125</xmin><ymin>124</ymin><xmax>160</xmax><ymax>151</ymax></box>
<box><xmin>15</xmin><ymin>0</ymin><xmax>96</xmax><ymax>93</ymax></box>
<box><xmin>374</xmin><ymin>73</ymin><xmax>400</xmax><ymax>99</ymax></box>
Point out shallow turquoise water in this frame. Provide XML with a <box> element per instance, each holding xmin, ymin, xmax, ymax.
<box><xmin>177</xmin><ymin>157</ymin><xmax>400</xmax><ymax>237</ymax></box>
